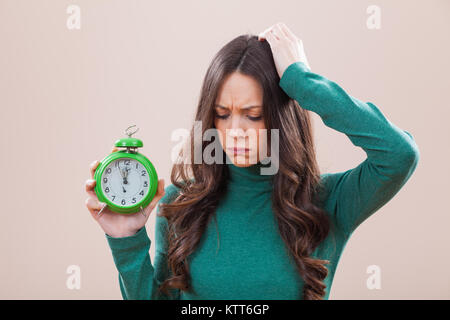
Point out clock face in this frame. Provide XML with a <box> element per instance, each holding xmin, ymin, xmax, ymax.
<box><xmin>100</xmin><ymin>157</ymin><xmax>150</xmax><ymax>207</ymax></box>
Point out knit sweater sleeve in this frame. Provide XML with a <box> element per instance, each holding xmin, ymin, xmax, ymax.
<box><xmin>279</xmin><ymin>61</ymin><xmax>420</xmax><ymax>237</ymax></box>
<box><xmin>105</xmin><ymin>184</ymin><xmax>181</xmax><ymax>300</ymax></box>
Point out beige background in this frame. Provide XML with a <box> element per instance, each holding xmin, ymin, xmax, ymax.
<box><xmin>0</xmin><ymin>0</ymin><xmax>448</xmax><ymax>299</ymax></box>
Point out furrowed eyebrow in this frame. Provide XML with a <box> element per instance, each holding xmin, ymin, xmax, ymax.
<box><xmin>214</xmin><ymin>104</ymin><xmax>262</xmax><ymax>110</ymax></box>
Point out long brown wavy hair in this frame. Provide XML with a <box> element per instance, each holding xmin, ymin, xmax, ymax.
<box><xmin>157</xmin><ymin>34</ymin><xmax>331</xmax><ymax>300</ymax></box>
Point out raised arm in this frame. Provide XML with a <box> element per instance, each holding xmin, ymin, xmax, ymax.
<box><xmin>279</xmin><ymin>61</ymin><xmax>420</xmax><ymax>237</ymax></box>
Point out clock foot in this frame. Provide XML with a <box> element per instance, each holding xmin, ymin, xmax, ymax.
<box><xmin>97</xmin><ymin>204</ymin><xmax>107</xmax><ymax>218</ymax></box>
<box><xmin>139</xmin><ymin>206</ymin><xmax>146</xmax><ymax>217</ymax></box>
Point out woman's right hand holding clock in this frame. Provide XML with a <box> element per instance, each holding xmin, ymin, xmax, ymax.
<box><xmin>84</xmin><ymin>147</ymin><xmax>166</xmax><ymax>238</ymax></box>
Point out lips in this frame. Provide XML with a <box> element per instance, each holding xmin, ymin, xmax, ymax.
<box><xmin>228</xmin><ymin>147</ymin><xmax>250</xmax><ymax>154</ymax></box>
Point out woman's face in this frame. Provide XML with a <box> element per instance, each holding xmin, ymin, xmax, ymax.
<box><xmin>214</xmin><ymin>72</ymin><xmax>267</xmax><ymax>167</ymax></box>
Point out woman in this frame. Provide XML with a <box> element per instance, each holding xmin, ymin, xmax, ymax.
<box><xmin>85</xmin><ymin>23</ymin><xmax>419</xmax><ymax>300</ymax></box>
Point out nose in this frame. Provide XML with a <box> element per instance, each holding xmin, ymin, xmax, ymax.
<box><xmin>228</xmin><ymin>128</ymin><xmax>245</xmax><ymax>138</ymax></box>
<box><xmin>227</xmin><ymin>116</ymin><xmax>247</xmax><ymax>138</ymax></box>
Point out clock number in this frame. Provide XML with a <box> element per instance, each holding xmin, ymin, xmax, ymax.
<box><xmin>132</xmin><ymin>197</ymin><xmax>136</xmax><ymax>204</ymax></box>
<box><xmin>112</xmin><ymin>195</ymin><xmax>116</xmax><ymax>201</ymax></box>
<box><xmin>105</xmin><ymin>187</ymin><xmax>110</xmax><ymax>193</ymax></box>
<box><xmin>139</xmin><ymin>190</ymin><xmax>144</xmax><ymax>196</ymax></box>
<box><xmin>121</xmin><ymin>199</ymin><xmax>126</xmax><ymax>205</ymax></box>
<box><xmin>106</xmin><ymin>168</ymin><xmax>112</xmax><ymax>174</ymax></box>
<box><xmin>144</xmin><ymin>181</ymin><xmax>148</xmax><ymax>187</ymax></box>
<box><xmin>125</xmin><ymin>159</ymin><xmax>130</xmax><ymax>165</ymax></box>
<box><xmin>103</xmin><ymin>177</ymin><xmax>108</xmax><ymax>183</ymax></box>
<box><xmin>141</xmin><ymin>170</ymin><xmax>146</xmax><ymax>176</ymax></box>
<box><xmin>136</xmin><ymin>163</ymin><xmax>138</xmax><ymax>169</ymax></box>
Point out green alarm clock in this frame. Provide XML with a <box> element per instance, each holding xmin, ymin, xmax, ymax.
<box><xmin>94</xmin><ymin>125</ymin><xmax>158</xmax><ymax>214</ymax></box>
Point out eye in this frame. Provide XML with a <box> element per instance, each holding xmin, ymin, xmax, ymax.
<box><xmin>247</xmin><ymin>115</ymin><xmax>262</xmax><ymax>121</ymax></box>
<box><xmin>215</xmin><ymin>114</ymin><xmax>230</xmax><ymax>119</ymax></box>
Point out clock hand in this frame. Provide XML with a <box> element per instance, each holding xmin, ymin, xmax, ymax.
<box><xmin>120</xmin><ymin>165</ymin><xmax>127</xmax><ymax>190</ymax></box>
<box><xmin>123</xmin><ymin>167</ymin><xmax>129</xmax><ymax>184</ymax></box>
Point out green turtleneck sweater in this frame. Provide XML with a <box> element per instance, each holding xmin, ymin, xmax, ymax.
<box><xmin>105</xmin><ymin>61</ymin><xmax>419</xmax><ymax>300</ymax></box>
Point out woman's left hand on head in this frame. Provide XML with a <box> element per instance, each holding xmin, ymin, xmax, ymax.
<box><xmin>258</xmin><ymin>22</ymin><xmax>311</xmax><ymax>78</ymax></box>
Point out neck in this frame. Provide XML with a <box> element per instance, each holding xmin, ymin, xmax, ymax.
<box><xmin>225</xmin><ymin>153</ymin><xmax>274</xmax><ymax>191</ymax></box>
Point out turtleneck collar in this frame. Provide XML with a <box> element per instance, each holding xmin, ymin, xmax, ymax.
<box><xmin>225</xmin><ymin>153</ymin><xmax>274</xmax><ymax>190</ymax></box>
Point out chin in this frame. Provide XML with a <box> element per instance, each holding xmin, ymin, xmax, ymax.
<box><xmin>226</xmin><ymin>151</ymin><xmax>259</xmax><ymax>166</ymax></box>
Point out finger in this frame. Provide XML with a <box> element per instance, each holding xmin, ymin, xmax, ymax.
<box><xmin>278</xmin><ymin>22</ymin><xmax>298</xmax><ymax>42</ymax></box>
<box><xmin>144</xmin><ymin>179</ymin><xmax>166</xmax><ymax>216</ymax></box>
<box><xmin>265</xmin><ymin>30</ymin><xmax>278</xmax><ymax>46</ymax></box>
<box><xmin>258</xmin><ymin>32</ymin><xmax>267</xmax><ymax>41</ymax></box>
<box><xmin>85</xmin><ymin>179</ymin><xmax>98</xmax><ymax>197</ymax></box>
<box><xmin>85</xmin><ymin>197</ymin><xmax>106</xmax><ymax>219</ymax></box>
<box><xmin>90</xmin><ymin>160</ymin><xmax>100</xmax><ymax>179</ymax></box>
<box><xmin>150</xmin><ymin>179</ymin><xmax>166</xmax><ymax>207</ymax></box>
<box><xmin>274</xmin><ymin>23</ymin><xmax>287</xmax><ymax>40</ymax></box>
<box><xmin>258</xmin><ymin>25</ymin><xmax>274</xmax><ymax>41</ymax></box>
